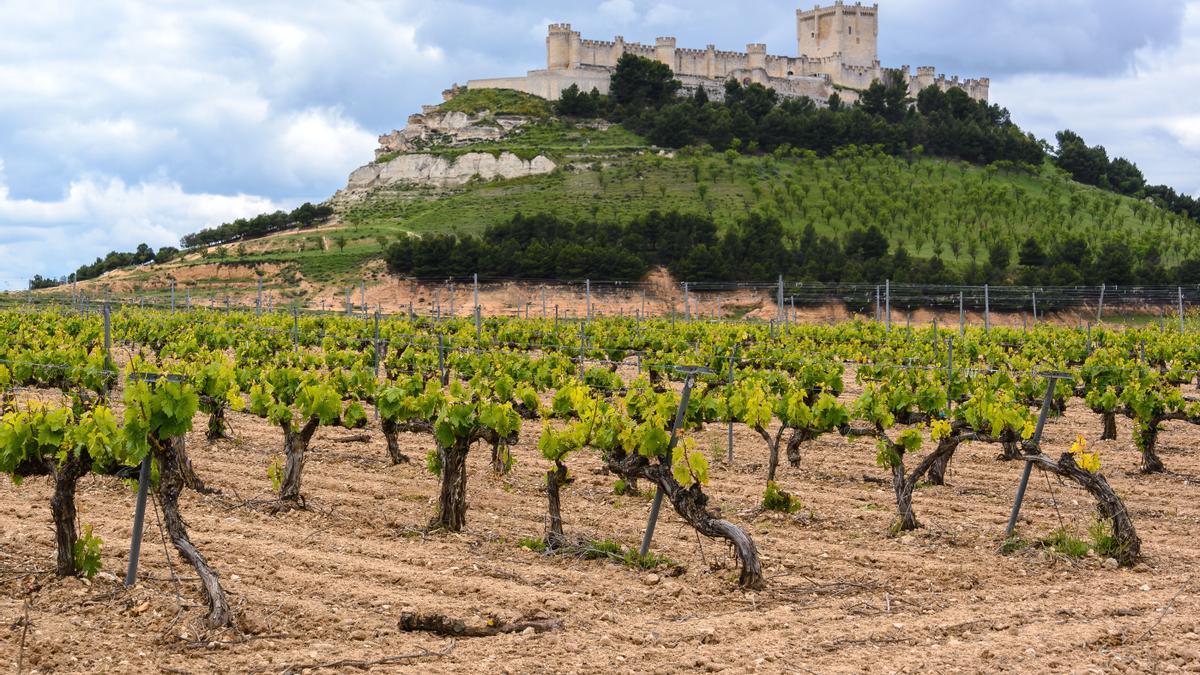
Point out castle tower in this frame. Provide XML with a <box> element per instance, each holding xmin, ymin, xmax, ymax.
<box><xmin>547</xmin><ymin>24</ymin><xmax>580</xmax><ymax>70</ymax></box>
<box><xmin>796</xmin><ymin>2</ymin><xmax>878</xmax><ymax>67</ymax></box>
<box><xmin>747</xmin><ymin>43</ymin><xmax>767</xmax><ymax>72</ymax></box>
<box><xmin>655</xmin><ymin>37</ymin><xmax>677</xmax><ymax>69</ymax></box>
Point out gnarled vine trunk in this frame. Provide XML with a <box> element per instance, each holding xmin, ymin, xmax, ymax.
<box><xmin>50</xmin><ymin>456</ymin><xmax>88</xmax><ymax>577</ymax></box>
<box><xmin>545</xmin><ymin>460</ymin><xmax>569</xmax><ymax>550</ymax></box>
<box><xmin>380</xmin><ymin>418</ymin><xmax>412</xmax><ymax>465</ymax></box>
<box><xmin>156</xmin><ymin>435</ymin><xmax>233</xmax><ymax>628</ymax></box>
<box><xmin>754</xmin><ymin>425</ymin><xmax>787</xmax><ymax>484</ymax></box>
<box><xmin>923</xmin><ymin>436</ymin><xmax>963</xmax><ymax>486</ymax></box>
<box><xmin>785</xmin><ymin>428</ymin><xmax>815</xmax><ymax>467</ymax></box>
<box><xmin>206</xmin><ymin>406</ymin><xmax>228</xmax><ymax>442</ymax></box>
<box><xmin>607</xmin><ymin>453</ymin><xmax>763</xmax><ymax>590</ymax></box>
<box><xmin>431</xmin><ymin>439</ymin><xmax>470</xmax><ymax>532</ymax></box>
<box><xmin>1136</xmin><ymin>421</ymin><xmax>1165</xmax><ymax>474</ymax></box>
<box><xmin>1100</xmin><ymin>411</ymin><xmax>1117</xmax><ymax>441</ymax></box>
<box><xmin>1027</xmin><ymin>451</ymin><xmax>1141</xmax><ymax>565</ymax></box>
<box><xmin>172</xmin><ymin>434</ymin><xmax>216</xmax><ymax>495</ymax></box>
<box><xmin>279</xmin><ymin>418</ymin><xmax>320</xmax><ymax>506</ymax></box>
<box><xmin>998</xmin><ymin>430</ymin><xmax>1022</xmax><ymax>461</ymax></box>
<box><xmin>891</xmin><ymin>462</ymin><xmax>919</xmax><ymax>532</ymax></box>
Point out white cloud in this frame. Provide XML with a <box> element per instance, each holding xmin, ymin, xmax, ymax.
<box><xmin>0</xmin><ymin>159</ymin><xmax>283</xmax><ymax>289</ymax></box>
<box><xmin>993</xmin><ymin>1</ymin><xmax>1200</xmax><ymax>197</ymax></box>
<box><xmin>1</xmin><ymin>0</ymin><xmax>1199</xmax><ymax>290</ymax></box>
<box><xmin>645</xmin><ymin>3</ymin><xmax>689</xmax><ymax>27</ymax></box>
<box><xmin>1165</xmin><ymin>116</ymin><xmax>1200</xmax><ymax>150</ymax></box>
<box><xmin>273</xmin><ymin>108</ymin><xmax>378</xmax><ymax>185</ymax></box>
<box><xmin>598</xmin><ymin>0</ymin><xmax>638</xmax><ymax>24</ymax></box>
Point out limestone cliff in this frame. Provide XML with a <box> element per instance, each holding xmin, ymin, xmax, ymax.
<box><xmin>335</xmin><ymin>102</ymin><xmax>557</xmax><ymax>199</ymax></box>
<box><xmin>375</xmin><ymin>109</ymin><xmax>530</xmax><ymax>157</ymax></box>
<box><xmin>345</xmin><ymin>152</ymin><xmax>556</xmax><ymax>192</ymax></box>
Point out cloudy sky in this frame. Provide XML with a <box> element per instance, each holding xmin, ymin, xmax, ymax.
<box><xmin>1</xmin><ymin>0</ymin><xmax>1197</xmax><ymax>289</ymax></box>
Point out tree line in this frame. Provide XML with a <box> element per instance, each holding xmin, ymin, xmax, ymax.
<box><xmin>69</xmin><ymin>243</ymin><xmax>179</xmax><ymax>284</ymax></box>
<box><xmin>558</xmin><ymin>54</ymin><xmax>1199</xmax><ymax>229</ymax></box>
<box><xmin>1054</xmin><ymin>129</ymin><xmax>1200</xmax><ymax>224</ymax></box>
<box><xmin>180</xmin><ymin>202</ymin><xmax>333</xmax><ymax>249</ymax></box>
<box><xmin>385</xmin><ymin>211</ymin><xmax>1200</xmax><ymax>286</ymax></box>
<box><xmin>557</xmin><ymin>55</ymin><xmax>1042</xmax><ymax>169</ymax></box>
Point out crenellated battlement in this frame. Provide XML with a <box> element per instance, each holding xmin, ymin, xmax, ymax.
<box><xmin>473</xmin><ymin>4</ymin><xmax>988</xmax><ymax>106</ymax></box>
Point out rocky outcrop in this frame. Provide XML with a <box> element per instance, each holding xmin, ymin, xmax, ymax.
<box><xmin>376</xmin><ymin>110</ymin><xmax>530</xmax><ymax>158</ymax></box>
<box><xmin>345</xmin><ymin>152</ymin><xmax>557</xmax><ymax>191</ymax></box>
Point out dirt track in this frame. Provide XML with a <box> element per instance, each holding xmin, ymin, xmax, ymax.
<box><xmin>2</xmin><ymin>387</ymin><xmax>1199</xmax><ymax>673</ymax></box>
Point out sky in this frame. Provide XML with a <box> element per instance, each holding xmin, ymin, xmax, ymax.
<box><xmin>1</xmin><ymin>0</ymin><xmax>1198</xmax><ymax>290</ymax></box>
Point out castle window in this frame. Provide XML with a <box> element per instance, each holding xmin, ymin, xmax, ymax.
<box><xmin>848</xmin><ymin>26</ymin><xmax>852</xmax><ymax>34</ymax></box>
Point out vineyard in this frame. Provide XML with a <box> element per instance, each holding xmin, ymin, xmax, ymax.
<box><xmin>2</xmin><ymin>303</ymin><xmax>1200</xmax><ymax>671</ymax></box>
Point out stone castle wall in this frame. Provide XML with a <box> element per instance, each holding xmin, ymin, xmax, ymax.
<box><xmin>469</xmin><ymin>2</ymin><xmax>989</xmax><ymax>105</ymax></box>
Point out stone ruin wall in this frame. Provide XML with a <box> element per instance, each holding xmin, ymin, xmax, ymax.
<box><xmin>469</xmin><ymin>3</ymin><xmax>989</xmax><ymax>105</ymax></box>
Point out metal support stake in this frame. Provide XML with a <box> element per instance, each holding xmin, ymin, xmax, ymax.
<box><xmin>984</xmin><ymin>284</ymin><xmax>990</xmax><ymax>332</ymax></box>
<box><xmin>475</xmin><ymin>305</ymin><xmax>481</xmax><ymax>342</ymax></box>
<box><xmin>438</xmin><ymin>334</ymin><xmax>448</xmax><ymax>386</ymax></box>
<box><xmin>727</xmin><ymin>344</ymin><xmax>737</xmax><ymax>464</ymax></box>
<box><xmin>683</xmin><ymin>282</ymin><xmax>689</xmax><ymax>322</ymax></box>
<box><xmin>1005</xmin><ymin>374</ymin><xmax>1068</xmax><ymax>538</ymax></box>
<box><xmin>586</xmin><ymin>279</ymin><xmax>591</xmax><ymax>323</ymax></box>
<box><xmin>102</xmin><ymin>303</ymin><xmax>113</xmax><ymax>372</ymax></box>
<box><xmin>946</xmin><ymin>337</ymin><xmax>954</xmax><ymax>414</ymax></box>
<box><xmin>883</xmin><ymin>280</ymin><xmax>891</xmax><ymax>331</ymax></box>
<box><xmin>777</xmin><ymin>275</ymin><xmax>784</xmax><ymax>324</ymax></box>
<box><xmin>257</xmin><ymin>278</ymin><xmax>263</xmax><ymax>317</ymax></box>
<box><xmin>170</xmin><ymin>281</ymin><xmax>175</xmax><ymax>313</ymax></box>
<box><xmin>124</xmin><ymin>454</ymin><xmax>153</xmax><ymax>587</ymax></box>
<box><xmin>578</xmin><ymin>324</ymin><xmax>586</xmax><ymax>379</ymax></box>
<box><xmin>373</xmin><ymin>310</ymin><xmax>381</xmax><ymax>375</ymax></box>
<box><xmin>1180</xmin><ymin>287</ymin><xmax>1186</xmax><ymax>332</ymax></box>
<box><xmin>1098</xmin><ymin>283</ymin><xmax>1106</xmax><ymax>323</ymax></box>
<box><xmin>1032</xmin><ymin>292</ymin><xmax>1038</xmax><ymax>323</ymax></box>
<box><xmin>959</xmin><ymin>291</ymin><xmax>965</xmax><ymax>336</ymax></box>
<box><xmin>640</xmin><ymin>371</ymin><xmax>702</xmax><ymax>557</ymax></box>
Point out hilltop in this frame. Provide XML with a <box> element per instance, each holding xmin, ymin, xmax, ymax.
<box><xmin>45</xmin><ymin>69</ymin><xmax>1200</xmax><ymax>311</ymax></box>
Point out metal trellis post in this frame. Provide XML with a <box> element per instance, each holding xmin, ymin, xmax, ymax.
<box><xmin>1005</xmin><ymin>373</ymin><xmax>1071</xmax><ymax>538</ymax></box>
<box><xmin>640</xmin><ymin>368</ymin><xmax>708</xmax><ymax>557</ymax></box>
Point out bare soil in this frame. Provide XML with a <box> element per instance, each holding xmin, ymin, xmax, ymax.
<box><xmin>2</xmin><ymin>387</ymin><xmax>1200</xmax><ymax>673</ymax></box>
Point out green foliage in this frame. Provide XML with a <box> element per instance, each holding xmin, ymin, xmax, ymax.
<box><xmin>267</xmin><ymin>455</ymin><xmax>284</xmax><ymax>492</ymax></box>
<box><xmin>583</xmin><ymin>539</ymin><xmax>625</xmax><ymax>560</ymax></box>
<box><xmin>73</xmin><ymin>524</ymin><xmax>103</xmax><ymax>579</ymax></box>
<box><xmin>438</xmin><ymin>88</ymin><xmax>552</xmax><ymax>118</ymax></box>
<box><xmin>613</xmin><ymin>478</ymin><xmax>631</xmax><ymax>496</ymax></box>
<box><xmin>425</xmin><ymin>448</ymin><xmax>442</xmax><ymax>476</ymax></box>
<box><xmin>762</xmin><ymin>481</ymin><xmax>801</xmax><ymax>513</ymax></box>
<box><xmin>999</xmin><ymin>534</ymin><xmax>1029</xmax><ymax>554</ymax></box>
<box><xmin>122</xmin><ymin>380</ymin><xmax>199</xmax><ymax>462</ymax></box>
<box><xmin>671</xmin><ymin>439</ymin><xmax>709</xmax><ymax>488</ymax></box>
<box><xmin>582</xmin><ymin>539</ymin><xmax>672</xmax><ymax>569</ymax></box>
<box><xmin>1089</xmin><ymin>520</ymin><xmax>1123</xmax><ymax>560</ymax></box>
<box><xmin>1043</xmin><ymin>527</ymin><xmax>1090</xmax><ymax>558</ymax></box>
<box><xmin>609</xmin><ymin>54</ymin><xmax>680</xmax><ymax>111</ymax></box>
<box><xmin>517</xmin><ymin>536</ymin><xmax>547</xmax><ymax>552</ymax></box>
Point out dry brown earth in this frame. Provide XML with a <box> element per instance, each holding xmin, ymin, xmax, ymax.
<box><xmin>2</xmin><ymin>384</ymin><xmax>1199</xmax><ymax>673</ymax></box>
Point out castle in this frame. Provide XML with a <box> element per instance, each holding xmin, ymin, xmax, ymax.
<box><xmin>468</xmin><ymin>2</ymin><xmax>989</xmax><ymax>105</ymax></box>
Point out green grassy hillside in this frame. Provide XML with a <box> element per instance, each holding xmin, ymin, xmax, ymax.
<box><xmin>119</xmin><ymin>88</ymin><xmax>1198</xmax><ymax>292</ymax></box>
